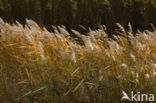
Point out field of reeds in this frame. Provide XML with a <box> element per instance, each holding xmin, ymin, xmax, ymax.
<box><xmin>0</xmin><ymin>18</ymin><xmax>156</xmax><ymax>103</ymax></box>
<box><xmin>0</xmin><ymin>0</ymin><xmax>156</xmax><ymax>29</ymax></box>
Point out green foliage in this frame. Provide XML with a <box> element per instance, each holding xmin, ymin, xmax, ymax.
<box><xmin>0</xmin><ymin>0</ymin><xmax>156</xmax><ymax>29</ymax></box>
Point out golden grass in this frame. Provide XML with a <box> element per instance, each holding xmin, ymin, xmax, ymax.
<box><xmin>0</xmin><ymin>18</ymin><xmax>156</xmax><ymax>103</ymax></box>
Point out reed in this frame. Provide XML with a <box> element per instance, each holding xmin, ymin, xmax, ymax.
<box><xmin>0</xmin><ymin>18</ymin><xmax>156</xmax><ymax>103</ymax></box>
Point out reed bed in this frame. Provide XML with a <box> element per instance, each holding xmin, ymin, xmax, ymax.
<box><xmin>0</xmin><ymin>18</ymin><xmax>156</xmax><ymax>103</ymax></box>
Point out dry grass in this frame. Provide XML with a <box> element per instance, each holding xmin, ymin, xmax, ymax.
<box><xmin>0</xmin><ymin>18</ymin><xmax>156</xmax><ymax>103</ymax></box>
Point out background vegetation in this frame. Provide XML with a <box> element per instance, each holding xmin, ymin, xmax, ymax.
<box><xmin>0</xmin><ymin>0</ymin><xmax>156</xmax><ymax>29</ymax></box>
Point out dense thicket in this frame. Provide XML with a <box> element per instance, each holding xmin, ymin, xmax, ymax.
<box><xmin>0</xmin><ymin>0</ymin><xmax>156</xmax><ymax>29</ymax></box>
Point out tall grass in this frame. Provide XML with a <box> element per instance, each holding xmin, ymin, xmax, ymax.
<box><xmin>0</xmin><ymin>18</ymin><xmax>156</xmax><ymax>103</ymax></box>
<box><xmin>0</xmin><ymin>0</ymin><xmax>156</xmax><ymax>28</ymax></box>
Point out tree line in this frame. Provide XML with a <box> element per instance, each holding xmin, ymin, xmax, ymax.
<box><xmin>0</xmin><ymin>0</ymin><xmax>156</xmax><ymax>30</ymax></box>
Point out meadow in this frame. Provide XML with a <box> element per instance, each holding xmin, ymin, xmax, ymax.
<box><xmin>0</xmin><ymin>18</ymin><xmax>156</xmax><ymax>103</ymax></box>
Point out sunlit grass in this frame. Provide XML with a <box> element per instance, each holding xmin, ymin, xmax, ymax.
<box><xmin>0</xmin><ymin>18</ymin><xmax>156</xmax><ymax>103</ymax></box>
